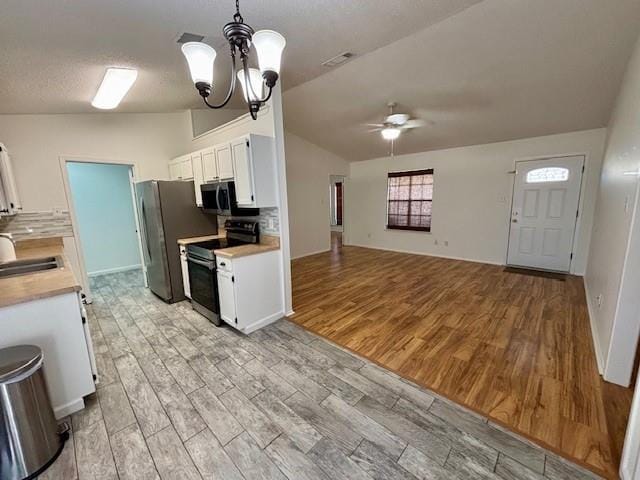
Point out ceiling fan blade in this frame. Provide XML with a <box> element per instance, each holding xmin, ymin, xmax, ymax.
<box><xmin>364</xmin><ymin>123</ymin><xmax>385</xmax><ymax>127</ymax></box>
<box><xmin>401</xmin><ymin>119</ymin><xmax>427</xmax><ymax>129</ymax></box>
<box><xmin>368</xmin><ymin>127</ymin><xmax>383</xmax><ymax>133</ymax></box>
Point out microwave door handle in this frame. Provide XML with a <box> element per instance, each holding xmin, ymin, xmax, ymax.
<box><xmin>216</xmin><ymin>183</ymin><xmax>221</xmax><ymax>212</ymax></box>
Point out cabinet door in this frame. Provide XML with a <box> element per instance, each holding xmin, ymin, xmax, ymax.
<box><xmin>217</xmin><ymin>270</ymin><xmax>237</xmax><ymax>326</ymax></box>
<box><xmin>216</xmin><ymin>144</ymin><xmax>234</xmax><ymax>180</ymax></box>
<box><xmin>180</xmin><ymin>253</ymin><xmax>191</xmax><ymax>298</ymax></box>
<box><xmin>181</xmin><ymin>158</ymin><xmax>194</xmax><ymax>180</ymax></box>
<box><xmin>191</xmin><ymin>152</ymin><xmax>204</xmax><ymax>206</ymax></box>
<box><xmin>202</xmin><ymin>148</ymin><xmax>218</xmax><ymax>182</ymax></box>
<box><xmin>169</xmin><ymin>161</ymin><xmax>182</xmax><ymax>180</ymax></box>
<box><xmin>231</xmin><ymin>138</ymin><xmax>255</xmax><ymax>206</ymax></box>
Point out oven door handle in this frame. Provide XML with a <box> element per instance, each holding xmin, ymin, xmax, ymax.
<box><xmin>187</xmin><ymin>255</ymin><xmax>215</xmax><ymax>270</ymax></box>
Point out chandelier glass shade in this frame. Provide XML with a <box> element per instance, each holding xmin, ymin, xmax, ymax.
<box><xmin>181</xmin><ymin>0</ymin><xmax>286</xmax><ymax>120</ymax></box>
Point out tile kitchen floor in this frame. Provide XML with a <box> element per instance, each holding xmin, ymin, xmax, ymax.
<box><xmin>41</xmin><ymin>270</ymin><xmax>601</xmax><ymax>479</ymax></box>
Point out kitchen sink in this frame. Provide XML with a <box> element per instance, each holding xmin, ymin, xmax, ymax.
<box><xmin>0</xmin><ymin>256</ymin><xmax>63</xmax><ymax>278</ymax></box>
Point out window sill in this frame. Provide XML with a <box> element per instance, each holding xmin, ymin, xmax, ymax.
<box><xmin>386</xmin><ymin>226</ymin><xmax>431</xmax><ymax>233</ymax></box>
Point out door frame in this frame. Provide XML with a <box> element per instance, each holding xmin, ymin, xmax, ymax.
<box><xmin>329</xmin><ymin>174</ymin><xmax>347</xmax><ymax>241</ymax></box>
<box><xmin>59</xmin><ymin>155</ymin><xmax>147</xmax><ymax>302</ymax></box>
<box><xmin>505</xmin><ymin>153</ymin><xmax>588</xmax><ymax>275</ymax></box>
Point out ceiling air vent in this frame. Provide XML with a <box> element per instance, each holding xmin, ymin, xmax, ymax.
<box><xmin>176</xmin><ymin>32</ymin><xmax>206</xmax><ymax>44</ymax></box>
<box><xmin>322</xmin><ymin>52</ymin><xmax>355</xmax><ymax>68</ymax></box>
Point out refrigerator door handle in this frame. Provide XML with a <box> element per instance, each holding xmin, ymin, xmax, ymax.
<box><xmin>140</xmin><ymin>198</ymin><xmax>152</xmax><ymax>262</ymax></box>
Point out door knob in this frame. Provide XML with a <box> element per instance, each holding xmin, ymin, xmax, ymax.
<box><xmin>512</xmin><ymin>219</ymin><xmax>518</xmax><ymax>223</ymax></box>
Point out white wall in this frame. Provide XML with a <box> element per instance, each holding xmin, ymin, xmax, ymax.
<box><xmin>586</xmin><ymin>33</ymin><xmax>640</xmax><ymax>387</ymax></box>
<box><xmin>347</xmin><ymin>129</ymin><xmax>606</xmax><ymax>274</ymax></box>
<box><xmin>0</xmin><ymin>112</ymin><xmax>189</xmax><ymax>211</ymax></box>
<box><xmin>191</xmin><ymin>108</ymin><xmax>247</xmax><ymax>137</ymax></box>
<box><xmin>285</xmin><ymin>133</ymin><xmax>349</xmax><ymax>259</ymax></box>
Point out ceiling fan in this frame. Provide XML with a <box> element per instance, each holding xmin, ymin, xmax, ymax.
<box><xmin>366</xmin><ymin>102</ymin><xmax>428</xmax><ymax>141</ymax></box>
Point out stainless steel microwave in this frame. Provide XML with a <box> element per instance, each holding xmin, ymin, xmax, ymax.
<box><xmin>200</xmin><ymin>181</ymin><xmax>259</xmax><ymax>216</ymax></box>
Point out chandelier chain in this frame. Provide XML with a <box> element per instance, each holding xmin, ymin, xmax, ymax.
<box><xmin>234</xmin><ymin>0</ymin><xmax>243</xmax><ymax>23</ymax></box>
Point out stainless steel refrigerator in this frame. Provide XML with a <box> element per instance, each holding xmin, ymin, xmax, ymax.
<box><xmin>136</xmin><ymin>180</ymin><xmax>217</xmax><ymax>303</ymax></box>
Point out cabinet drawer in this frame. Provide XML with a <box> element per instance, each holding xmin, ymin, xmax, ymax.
<box><xmin>216</xmin><ymin>256</ymin><xmax>232</xmax><ymax>272</ymax></box>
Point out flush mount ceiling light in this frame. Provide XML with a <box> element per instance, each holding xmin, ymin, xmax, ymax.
<box><xmin>181</xmin><ymin>0</ymin><xmax>286</xmax><ymax>120</ymax></box>
<box><xmin>91</xmin><ymin>68</ymin><xmax>138</xmax><ymax>109</ymax></box>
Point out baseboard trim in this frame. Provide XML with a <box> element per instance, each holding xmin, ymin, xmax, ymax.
<box><xmin>241</xmin><ymin>311</ymin><xmax>284</xmax><ymax>335</ymax></box>
<box><xmin>291</xmin><ymin>249</ymin><xmax>331</xmax><ymax>260</ymax></box>
<box><xmin>345</xmin><ymin>243</ymin><xmax>504</xmax><ymax>266</ymax></box>
<box><xmin>54</xmin><ymin>397</ymin><xmax>86</xmax><ymax>419</ymax></box>
<box><xmin>583</xmin><ymin>279</ymin><xmax>605</xmax><ymax>374</ymax></box>
<box><xmin>88</xmin><ymin>264</ymin><xmax>141</xmax><ymax>277</ymax></box>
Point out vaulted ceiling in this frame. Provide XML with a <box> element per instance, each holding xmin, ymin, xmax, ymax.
<box><xmin>283</xmin><ymin>0</ymin><xmax>640</xmax><ymax>160</ymax></box>
<box><xmin>1</xmin><ymin>0</ymin><xmax>639</xmax><ymax>161</ymax></box>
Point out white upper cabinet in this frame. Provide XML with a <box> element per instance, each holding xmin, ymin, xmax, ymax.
<box><xmin>231</xmin><ymin>138</ymin><xmax>255</xmax><ymax>206</ymax></box>
<box><xmin>168</xmin><ymin>155</ymin><xmax>194</xmax><ymax>181</ymax></box>
<box><xmin>181</xmin><ymin>156</ymin><xmax>194</xmax><ymax>180</ymax></box>
<box><xmin>191</xmin><ymin>151</ymin><xmax>204</xmax><ymax>206</ymax></box>
<box><xmin>169</xmin><ymin>161</ymin><xmax>182</xmax><ymax>180</ymax></box>
<box><xmin>175</xmin><ymin>133</ymin><xmax>277</xmax><ymax>208</ymax></box>
<box><xmin>231</xmin><ymin>134</ymin><xmax>277</xmax><ymax>208</ymax></box>
<box><xmin>216</xmin><ymin>144</ymin><xmax>234</xmax><ymax>180</ymax></box>
<box><xmin>0</xmin><ymin>144</ymin><xmax>21</xmax><ymax>216</ymax></box>
<box><xmin>202</xmin><ymin>147</ymin><xmax>218</xmax><ymax>183</ymax></box>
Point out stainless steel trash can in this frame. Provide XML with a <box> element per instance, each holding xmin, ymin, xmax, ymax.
<box><xmin>0</xmin><ymin>345</ymin><xmax>69</xmax><ymax>480</ymax></box>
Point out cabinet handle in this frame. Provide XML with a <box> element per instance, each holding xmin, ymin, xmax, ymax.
<box><xmin>220</xmin><ymin>262</ymin><xmax>226</xmax><ymax>267</ymax></box>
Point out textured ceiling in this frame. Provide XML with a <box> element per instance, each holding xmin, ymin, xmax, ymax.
<box><xmin>0</xmin><ymin>0</ymin><xmax>481</xmax><ymax>114</ymax></box>
<box><xmin>284</xmin><ymin>0</ymin><xmax>640</xmax><ymax>161</ymax></box>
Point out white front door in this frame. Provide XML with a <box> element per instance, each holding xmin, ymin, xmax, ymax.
<box><xmin>507</xmin><ymin>156</ymin><xmax>584</xmax><ymax>272</ymax></box>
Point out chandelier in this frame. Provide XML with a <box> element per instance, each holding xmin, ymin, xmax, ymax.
<box><xmin>181</xmin><ymin>0</ymin><xmax>286</xmax><ymax>120</ymax></box>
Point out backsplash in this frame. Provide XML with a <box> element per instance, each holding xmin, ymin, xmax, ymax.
<box><xmin>0</xmin><ymin>210</ymin><xmax>74</xmax><ymax>240</ymax></box>
<box><xmin>217</xmin><ymin>207</ymin><xmax>280</xmax><ymax>236</ymax></box>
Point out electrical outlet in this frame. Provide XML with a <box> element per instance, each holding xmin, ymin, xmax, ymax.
<box><xmin>53</xmin><ymin>207</ymin><xmax>64</xmax><ymax>217</ymax></box>
<box><xmin>367</xmin><ymin>233</ymin><xmax>372</xmax><ymax>239</ymax></box>
<box><xmin>268</xmin><ymin>217</ymin><xmax>275</xmax><ymax>230</ymax></box>
<box><xmin>596</xmin><ymin>294</ymin><xmax>603</xmax><ymax>308</ymax></box>
<box><xmin>444</xmin><ymin>240</ymin><xmax>449</xmax><ymax>246</ymax></box>
<box><xmin>434</xmin><ymin>239</ymin><xmax>438</xmax><ymax>245</ymax></box>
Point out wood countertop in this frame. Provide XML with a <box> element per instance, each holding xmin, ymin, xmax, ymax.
<box><xmin>177</xmin><ymin>234</ymin><xmax>224</xmax><ymax>246</ymax></box>
<box><xmin>0</xmin><ymin>237</ymin><xmax>81</xmax><ymax>308</ymax></box>
<box><xmin>177</xmin><ymin>233</ymin><xmax>280</xmax><ymax>259</ymax></box>
<box><xmin>214</xmin><ymin>235</ymin><xmax>280</xmax><ymax>259</ymax></box>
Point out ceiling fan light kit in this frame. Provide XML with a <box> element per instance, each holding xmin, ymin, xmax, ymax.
<box><xmin>181</xmin><ymin>0</ymin><xmax>286</xmax><ymax>119</ymax></box>
<box><xmin>369</xmin><ymin>102</ymin><xmax>428</xmax><ymax>142</ymax></box>
<box><xmin>381</xmin><ymin>127</ymin><xmax>401</xmax><ymax>140</ymax></box>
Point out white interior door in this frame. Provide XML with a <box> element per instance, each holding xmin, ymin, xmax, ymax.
<box><xmin>507</xmin><ymin>156</ymin><xmax>584</xmax><ymax>272</ymax></box>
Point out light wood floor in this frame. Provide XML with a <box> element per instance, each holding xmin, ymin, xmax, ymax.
<box><xmin>291</xmin><ymin>241</ymin><xmax>634</xmax><ymax>479</ymax></box>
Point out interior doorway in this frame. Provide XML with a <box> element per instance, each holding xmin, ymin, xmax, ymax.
<box><xmin>63</xmin><ymin>160</ymin><xmax>144</xmax><ymax>301</ymax></box>
<box><xmin>507</xmin><ymin>155</ymin><xmax>584</xmax><ymax>272</ymax></box>
<box><xmin>329</xmin><ymin>175</ymin><xmax>345</xmax><ymax>251</ymax></box>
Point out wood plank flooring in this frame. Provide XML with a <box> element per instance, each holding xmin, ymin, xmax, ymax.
<box><xmin>291</xmin><ymin>243</ymin><xmax>634</xmax><ymax>479</ymax></box>
<box><xmin>41</xmin><ymin>269</ymin><xmax>603</xmax><ymax>480</ymax></box>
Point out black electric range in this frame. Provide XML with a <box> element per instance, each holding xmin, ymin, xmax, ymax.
<box><xmin>185</xmin><ymin>219</ymin><xmax>259</xmax><ymax>325</ymax></box>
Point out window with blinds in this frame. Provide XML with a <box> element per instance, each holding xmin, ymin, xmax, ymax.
<box><xmin>386</xmin><ymin>169</ymin><xmax>433</xmax><ymax>232</ymax></box>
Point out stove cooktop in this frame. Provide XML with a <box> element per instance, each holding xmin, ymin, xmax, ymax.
<box><xmin>192</xmin><ymin>238</ymin><xmax>247</xmax><ymax>250</ymax></box>
<box><xmin>187</xmin><ymin>237</ymin><xmax>251</xmax><ymax>261</ymax></box>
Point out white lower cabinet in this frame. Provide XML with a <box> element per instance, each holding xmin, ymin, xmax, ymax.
<box><xmin>0</xmin><ymin>292</ymin><xmax>96</xmax><ymax>418</ymax></box>
<box><xmin>216</xmin><ymin>250</ymin><xmax>283</xmax><ymax>334</ymax></box>
<box><xmin>217</xmin><ymin>268</ymin><xmax>236</xmax><ymax>326</ymax></box>
<box><xmin>180</xmin><ymin>245</ymin><xmax>190</xmax><ymax>298</ymax></box>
